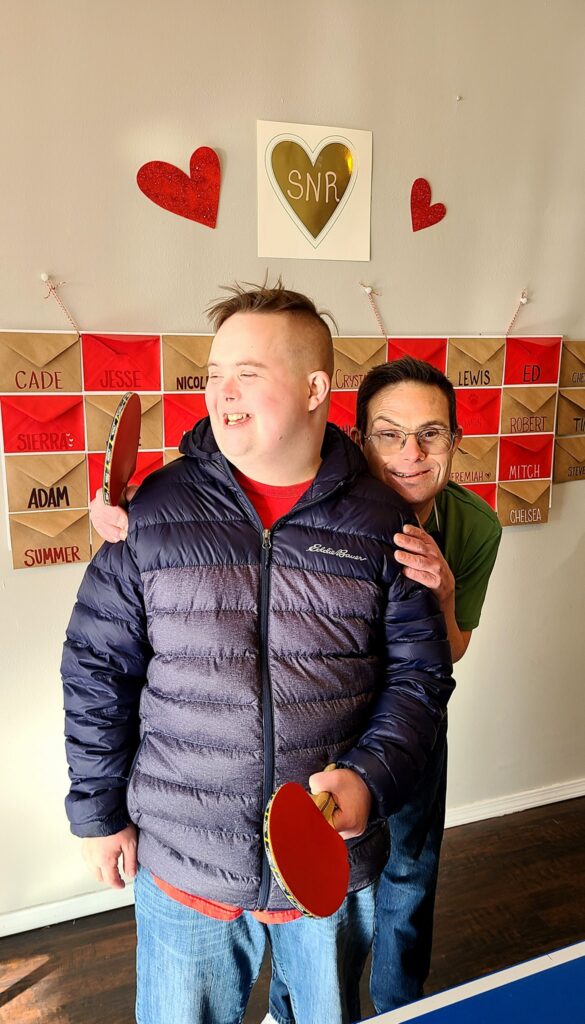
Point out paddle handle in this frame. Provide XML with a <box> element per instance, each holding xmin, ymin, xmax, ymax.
<box><xmin>310</xmin><ymin>763</ymin><xmax>337</xmax><ymax>824</ymax></box>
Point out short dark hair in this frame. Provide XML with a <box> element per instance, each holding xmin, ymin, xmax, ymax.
<box><xmin>356</xmin><ymin>357</ymin><xmax>458</xmax><ymax>435</ymax></box>
<box><xmin>206</xmin><ymin>279</ymin><xmax>335</xmax><ymax>378</ymax></box>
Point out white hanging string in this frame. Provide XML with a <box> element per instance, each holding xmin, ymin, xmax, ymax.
<box><xmin>41</xmin><ymin>273</ymin><xmax>82</xmax><ymax>338</ymax></box>
<box><xmin>506</xmin><ymin>289</ymin><xmax>528</xmax><ymax>336</ymax></box>
<box><xmin>359</xmin><ymin>283</ymin><xmax>388</xmax><ymax>339</ymax></box>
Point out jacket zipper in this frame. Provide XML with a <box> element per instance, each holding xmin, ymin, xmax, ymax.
<box><xmin>224</xmin><ymin>472</ymin><xmax>349</xmax><ymax>910</ymax></box>
<box><xmin>255</xmin><ymin>486</ymin><xmax>349</xmax><ymax>909</ymax></box>
<box><xmin>218</xmin><ymin>472</ymin><xmax>278</xmax><ymax>911</ymax></box>
<box><xmin>257</xmin><ymin>527</ymin><xmax>273</xmax><ymax>909</ymax></box>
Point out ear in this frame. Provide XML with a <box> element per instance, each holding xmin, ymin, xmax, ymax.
<box><xmin>307</xmin><ymin>370</ymin><xmax>330</xmax><ymax>412</ymax></box>
<box><xmin>453</xmin><ymin>426</ymin><xmax>463</xmax><ymax>453</ymax></box>
<box><xmin>350</xmin><ymin>426</ymin><xmax>363</xmax><ymax>449</ymax></box>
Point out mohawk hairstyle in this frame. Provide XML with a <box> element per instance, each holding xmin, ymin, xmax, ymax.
<box><xmin>206</xmin><ymin>278</ymin><xmax>336</xmax><ymax>378</ymax></box>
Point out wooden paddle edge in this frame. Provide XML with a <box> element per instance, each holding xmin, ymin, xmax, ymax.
<box><xmin>102</xmin><ymin>392</ymin><xmax>141</xmax><ymax>505</ymax></box>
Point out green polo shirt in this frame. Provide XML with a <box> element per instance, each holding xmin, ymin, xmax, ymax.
<box><xmin>423</xmin><ymin>482</ymin><xmax>502</xmax><ymax>631</ymax></box>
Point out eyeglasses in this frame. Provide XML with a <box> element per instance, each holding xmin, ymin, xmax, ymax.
<box><xmin>363</xmin><ymin>427</ymin><xmax>456</xmax><ymax>455</ymax></box>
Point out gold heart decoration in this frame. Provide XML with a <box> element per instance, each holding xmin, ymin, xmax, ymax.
<box><xmin>269</xmin><ymin>140</ymin><xmax>355</xmax><ymax>243</ymax></box>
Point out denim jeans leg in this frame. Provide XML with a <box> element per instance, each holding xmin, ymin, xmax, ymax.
<box><xmin>268</xmin><ymin>883</ymin><xmax>376</xmax><ymax>1024</ymax></box>
<box><xmin>370</xmin><ymin>718</ymin><xmax>448</xmax><ymax>1013</ymax></box>
<box><xmin>134</xmin><ymin>868</ymin><xmax>266</xmax><ymax>1024</ymax></box>
<box><xmin>268</xmin><ymin>962</ymin><xmax>294</xmax><ymax>1024</ymax></box>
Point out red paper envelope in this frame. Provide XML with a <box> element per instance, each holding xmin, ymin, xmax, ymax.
<box><xmin>328</xmin><ymin>392</ymin><xmax>358</xmax><ymax>436</ymax></box>
<box><xmin>88</xmin><ymin>451</ymin><xmax>164</xmax><ymax>500</ymax></box>
<box><xmin>504</xmin><ymin>337</ymin><xmax>562</xmax><ymax>385</ymax></box>
<box><xmin>163</xmin><ymin>393</ymin><xmax>208</xmax><ymax>448</ymax></box>
<box><xmin>82</xmin><ymin>334</ymin><xmax>161</xmax><ymax>391</ymax></box>
<box><xmin>461</xmin><ymin>482</ymin><xmax>497</xmax><ymax>511</ymax></box>
<box><xmin>499</xmin><ymin>434</ymin><xmax>554</xmax><ymax>482</ymax></box>
<box><xmin>454</xmin><ymin>389</ymin><xmax>501</xmax><ymax>435</ymax></box>
<box><xmin>1</xmin><ymin>395</ymin><xmax>85</xmax><ymax>453</ymax></box>
<box><xmin>387</xmin><ymin>338</ymin><xmax>447</xmax><ymax>372</ymax></box>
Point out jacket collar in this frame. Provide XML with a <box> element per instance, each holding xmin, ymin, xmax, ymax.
<box><xmin>179</xmin><ymin>417</ymin><xmax>366</xmax><ymax>500</ymax></box>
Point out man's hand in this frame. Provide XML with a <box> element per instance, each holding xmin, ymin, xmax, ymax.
<box><xmin>82</xmin><ymin>825</ymin><xmax>138</xmax><ymax>889</ymax></box>
<box><xmin>89</xmin><ymin>486</ymin><xmax>135</xmax><ymax>543</ymax></box>
<box><xmin>308</xmin><ymin>767</ymin><xmax>372</xmax><ymax>840</ymax></box>
<box><xmin>393</xmin><ymin>523</ymin><xmax>455</xmax><ymax>611</ymax></box>
<box><xmin>394</xmin><ymin>523</ymin><xmax>472</xmax><ymax>662</ymax></box>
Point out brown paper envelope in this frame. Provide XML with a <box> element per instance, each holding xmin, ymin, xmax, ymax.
<box><xmin>164</xmin><ymin>448</ymin><xmax>182</xmax><ymax>464</ymax></box>
<box><xmin>556</xmin><ymin>389</ymin><xmax>585</xmax><ymax>436</ymax></box>
<box><xmin>446</xmin><ymin>338</ymin><xmax>505</xmax><ymax>387</ymax></box>
<box><xmin>9</xmin><ymin>509</ymin><xmax>90</xmax><ymax>569</ymax></box>
<box><xmin>0</xmin><ymin>333</ymin><xmax>81</xmax><ymax>392</ymax></box>
<box><xmin>450</xmin><ymin>437</ymin><xmax>498</xmax><ymax>484</ymax></box>
<box><xmin>332</xmin><ymin>338</ymin><xmax>387</xmax><ymax>390</ymax></box>
<box><xmin>90</xmin><ymin>524</ymin><xmax>105</xmax><ymax>556</ymax></box>
<box><xmin>5</xmin><ymin>453</ymin><xmax>87</xmax><ymax>512</ymax></box>
<box><xmin>553</xmin><ymin>437</ymin><xmax>585</xmax><ymax>483</ymax></box>
<box><xmin>85</xmin><ymin>394</ymin><xmax>163</xmax><ymax>450</ymax></box>
<box><xmin>497</xmin><ymin>481</ymin><xmax>550</xmax><ymax>528</ymax></box>
<box><xmin>559</xmin><ymin>340</ymin><xmax>585</xmax><ymax>387</ymax></box>
<box><xmin>162</xmin><ymin>335</ymin><xmax>213</xmax><ymax>391</ymax></box>
<box><xmin>500</xmin><ymin>387</ymin><xmax>557</xmax><ymax>434</ymax></box>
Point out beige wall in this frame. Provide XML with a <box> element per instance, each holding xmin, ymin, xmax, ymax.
<box><xmin>1</xmin><ymin>0</ymin><xmax>584</xmax><ymax>920</ymax></box>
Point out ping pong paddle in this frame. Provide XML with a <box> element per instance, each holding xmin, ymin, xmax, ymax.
<box><xmin>102</xmin><ymin>392</ymin><xmax>142</xmax><ymax>506</ymax></box>
<box><xmin>263</xmin><ymin>763</ymin><xmax>350</xmax><ymax>918</ymax></box>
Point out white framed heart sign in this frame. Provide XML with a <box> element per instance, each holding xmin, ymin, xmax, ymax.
<box><xmin>257</xmin><ymin>120</ymin><xmax>372</xmax><ymax>261</ymax></box>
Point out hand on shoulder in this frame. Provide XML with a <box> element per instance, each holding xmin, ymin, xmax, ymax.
<box><xmin>90</xmin><ymin>486</ymin><xmax>135</xmax><ymax>542</ymax></box>
<box><xmin>393</xmin><ymin>523</ymin><xmax>455</xmax><ymax>607</ymax></box>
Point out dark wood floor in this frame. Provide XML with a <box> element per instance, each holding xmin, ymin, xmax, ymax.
<box><xmin>1</xmin><ymin>798</ymin><xmax>584</xmax><ymax>1023</ymax></box>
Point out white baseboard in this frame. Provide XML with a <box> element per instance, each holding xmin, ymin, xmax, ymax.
<box><xmin>0</xmin><ymin>883</ymin><xmax>135</xmax><ymax>938</ymax></box>
<box><xmin>1</xmin><ymin>777</ymin><xmax>584</xmax><ymax>939</ymax></box>
<box><xmin>445</xmin><ymin>775</ymin><xmax>585</xmax><ymax>828</ymax></box>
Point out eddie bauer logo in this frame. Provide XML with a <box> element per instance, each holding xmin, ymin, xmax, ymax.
<box><xmin>308</xmin><ymin>543</ymin><xmax>366</xmax><ymax>562</ymax></box>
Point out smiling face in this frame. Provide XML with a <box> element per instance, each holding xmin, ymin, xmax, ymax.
<box><xmin>359</xmin><ymin>381</ymin><xmax>461</xmax><ymax>522</ymax></box>
<box><xmin>205</xmin><ymin>311</ymin><xmax>330</xmax><ymax>484</ymax></box>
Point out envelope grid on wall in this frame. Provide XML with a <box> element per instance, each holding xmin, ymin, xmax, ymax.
<box><xmin>0</xmin><ymin>331</ymin><xmax>573</xmax><ymax>568</ymax></box>
<box><xmin>447</xmin><ymin>336</ymin><xmax>562</xmax><ymax>526</ymax></box>
<box><xmin>552</xmin><ymin>340</ymin><xmax>585</xmax><ymax>483</ymax></box>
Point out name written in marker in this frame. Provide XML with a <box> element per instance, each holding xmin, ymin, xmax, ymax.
<box><xmin>508</xmin><ymin>464</ymin><xmax>541</xmax><ymax>480</ymax></box>
<box><xmin>27</xmin><ymin>486</ymin><xmax>70</xmax><ymax>509</ymax></box>
<box><xmin>509</xmin><ymin>508</ymin><xmax>542</xmax><ymax>524</ymax></box>
<box><xmin>17</xmin><ymin>432</ymin><xmax>75</xmax><ymax>451</ymax></box>
<box><xmin>98</xmin><ymin>370</ymin><xmax>143</xmax><ymax>389</ymax></box>
<box><xmin>23</xmin><ymin>545</ymin><xmax>80</xmax><ymax>567</ymax></box>
<box><xmin>176</xmin><ymin>374</ymin><xmax>208</xmax><ymax>390</ymax></box>
<box><xmin>457</xmin><ymin>369</ymin><xmax>492</xmax><ymax>386</ymax></box>
<box><xmin>15</xmin><ymin>370</ymin><xmax>63</xmax><ymax>390</ymax></box>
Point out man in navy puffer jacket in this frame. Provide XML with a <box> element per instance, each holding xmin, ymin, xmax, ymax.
<box><xmin>62</xmin><ymin>283</ymin><xmax>454</xmax><ymax>1024</ymax></box>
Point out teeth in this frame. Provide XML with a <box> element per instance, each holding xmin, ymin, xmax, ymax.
<box><xmin>225</xmin><ymin>413</ymin><xmax>249</xmax><ymax>423</ymax></box>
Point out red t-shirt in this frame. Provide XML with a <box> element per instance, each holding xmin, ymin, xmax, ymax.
<box><xmin>153</xmin><ymin>468</ymin><xmax>314</xmax><ymax>923</ymax></box>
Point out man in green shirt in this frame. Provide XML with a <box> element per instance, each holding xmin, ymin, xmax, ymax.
<box><xmin>352</xmin><ymin>356</ymin><xmax>501</xmax><ymax>1014</ymax></box>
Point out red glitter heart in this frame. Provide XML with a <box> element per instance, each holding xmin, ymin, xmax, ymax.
<box><xmin>137</xmin><ymin>147</ymin><xmax>220</xmax><ymax>228</ymax></box>
<box><xmin>410</xmin><ymin>178</ymin><xmax>446</xmax><ymax>232</ymax></box>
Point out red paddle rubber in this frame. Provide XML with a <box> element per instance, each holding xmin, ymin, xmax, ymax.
<box><xmin>263</xmin><ymin>779</ymin><xmax>350</xmax><ymax>918</ymax></box>
<box><xmin>102</xmin><ymin>392</ymin><xmax>142</xmax><ymax>506</ymax></box>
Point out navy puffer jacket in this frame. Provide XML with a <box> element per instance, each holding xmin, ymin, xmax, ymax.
<box><xmin>62</xmin><ymin>421</ymin><xmax>454</xmax><ymax>910</ymax></box>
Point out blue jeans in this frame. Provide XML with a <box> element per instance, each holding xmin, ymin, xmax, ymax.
<box><xmin>134</xmin><ymin>866</ymin><xmax>375</xmax><ymax>1024</ymax></box>
<box><xmin>269</xmin><ymin>722</ymin><xmax>448</xmax><ymax>1021</ymax></box>
<box><xmin>370</xmin><ymin>716</ymin><xmax>448</xmax><ymax>1012</ymax></box>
